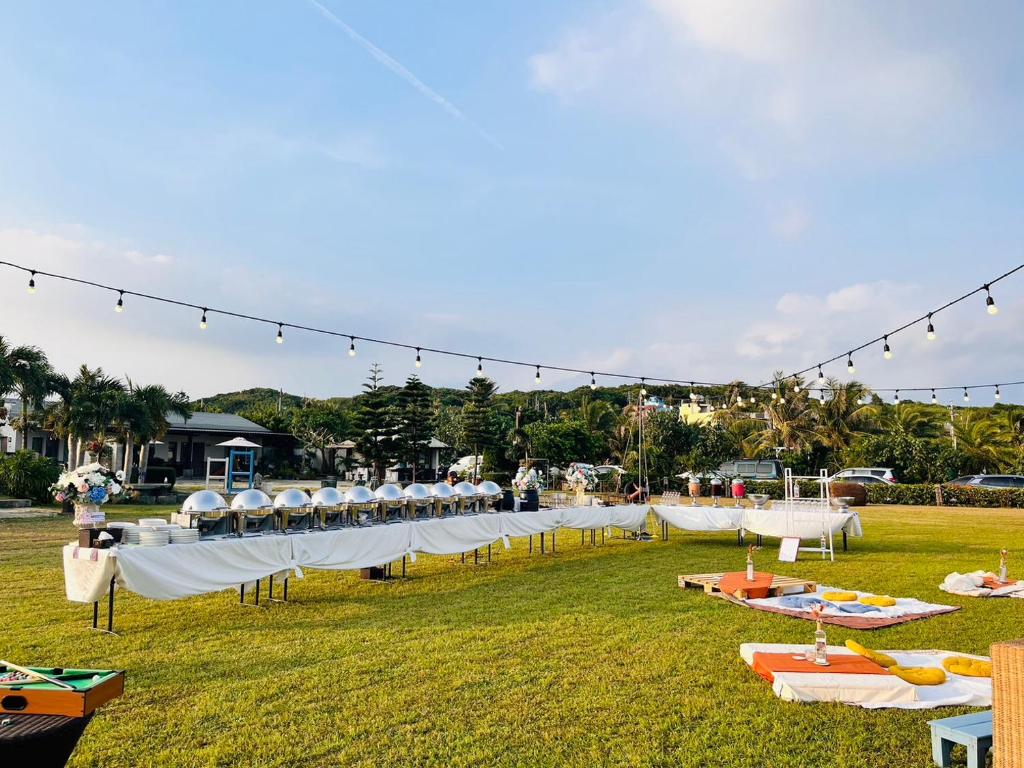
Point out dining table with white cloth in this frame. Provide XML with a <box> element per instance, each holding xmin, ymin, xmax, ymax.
<box><xmin>741</xmin><ymin>504</ymin><xmax>863</xmax><ymax>540</ymax></box>
<box><xmin>651</xmin><ymin>504</ymin><xmax>744</xmax><ymax>533</ymax></box>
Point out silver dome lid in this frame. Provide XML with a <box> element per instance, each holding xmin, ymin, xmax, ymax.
<box><xmin>181</xmin><ymin>490</ymin><xmax>228</xmax><ymax>513</ymax></box>
<box><xmin>403</xmin><ymin>483</ymin><xmax>433</xmax><ymax>500</ymax></box>
<box><xmin>374</xmin><ymin>483</ymin><xmax>404</xmax><ymax>502</ymax></box>
<box><xmin>311</xmin><ymin>487</ymin><xmax>345</xmax><ymax>506</ymax></box>
<box><xmin>231</xmin><ymin>488</ymin><xmax>273</xmax><ymax>511</ymax></box>
<box><xmin>431</xmin><ymin>482</ymin><xmax>457</xmax><ymax>498</ymax></box>
<box><xmin>453</xmin><ymin>481</ymin><xmax>481</xmax><ymax>497</ymax></box>
<box><xmin>476</xmin><ymin>480</ymin><xmax>502</xmax><ymax>497</ymax></box>
<box><xmin>345</xmin><ymin>486</ymin><xmax>377</xmax><ymax>504</ymax></box>
<box><xmin>274</xmin><ymin>488</ymin><xmax>312</xmax><ymax>508</ymax></box>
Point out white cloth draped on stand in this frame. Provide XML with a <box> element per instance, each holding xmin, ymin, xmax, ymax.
<box><xmin>742</xmin><ymin>506</ymin><xmax>862</xmax><ymax>540</ymax></box>
<box><xmin>115</xmin><ymin>535</ymin><xmax>295</xmax><ymax>601</ymax></box>
<box><xmin>63</xmin><ymin>545</ymin><xmax>118</xmax><ymax>603</ymax></box>
<box><xmin>290</xmin><ymin>524</ymin><xmax>414</xmax><ymax>570</ymax></box>
<box><xmin>651</xmin><ymin>505</ymin><xmax>743</xmax><ymax>532</ymax></box>
<box><xmin>604</xmin><ymin>504</ymin><xmax>650</xmax><ymax>531</ymax></box>
<box><xmin>410</xmin><ymin>515</ymin><xmax>507</xmax><ymax>555</ymax></box>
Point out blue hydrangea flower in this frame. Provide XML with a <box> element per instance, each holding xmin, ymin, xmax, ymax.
<box><xmin>88</xmin><ymin>486</ymin><xmax>108</xmax><ymax>504</ymax></box>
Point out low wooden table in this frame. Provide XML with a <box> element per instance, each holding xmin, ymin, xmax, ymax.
<box><xmin>678</xmin><ymin>572</ymin><xmax>817</xmax><ymax>599</ymax></box>
<box><xmin>927</xmin><ymin>711</ymin><xmax>992</xmax><ymax>768</ymax></box>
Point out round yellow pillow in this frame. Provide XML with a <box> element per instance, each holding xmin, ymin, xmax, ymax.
<box><xmin>889</xmin><ymin>666</ymin><xmax>947</xmax><ymax>686</ymax></box>
<box><xmin>822</xmin><ymin>591</ymin><xmax>858</xmax><ymax>602</ymax></box>
<box><xmin>942</xmin><ymin>657</ymin><xmax>992</xmax><ymax>678</ymax></box>
<box><xmin>859</xmin><ymin>595</ymin><xmax>897</xmax><ymax>607</ymax></box>
<box><xmin>845</xmin><ymin>639</ymin><xmax>897</xmax><ymax>669</ymax></box>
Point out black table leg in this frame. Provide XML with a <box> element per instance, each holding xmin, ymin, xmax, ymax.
<box><xmin>255</xmin><ymin>578</ymin><xmax>261</xmax><ymax>606</ymax></box>
<box><xmin>92</xmin><ymin>600</ymin><xmax>98</xmax><ymax>630</ymax></box>
<box><xmin>843</xmin><ymin>530</ymin><xmax>848</xmax><ymax>552</ymax></box>
<box><xmin>107</xmin><ymin>577</ymin><xmax>115</xmax><ymax>633</ymax></box>
<box><xmin>239</xmin><ymin>583</ymin><xmax>245</xmax><ymax>604</ymax></box>
<box><xmin>552</xmin><ymin>530</ymin><xmax>556</xmax><ymax>553</ymax></box>
<box><xmin>402</xmin><ymin>555</ymin><xmax>407</xmax><ymax>577</ymax></box>
<box><xmin>269</xmin><ymin>574</ymin><xmax>274</xmax><ymax>600</ymax></box>
<box><xmin>529</xmin><ymin>535</ymin><xmax>533</xmax><ymax>554</ymax></box>
<box><xmin>541</xmin><ymin>532</ymin><xmax>546</xmax><ymax>554</ymax></box>
<box><xmin>487</xmin><ymin>544</ymin><xmax>492</xmax><ymax>563</ymax></box>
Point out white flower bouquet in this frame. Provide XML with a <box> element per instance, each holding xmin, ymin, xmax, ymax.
<box><xmin>52</xmin><ymin>462</ymin><xmax>124</xmax><ymax>506</ymax></box>
<box><xmin>513</xmin><ymin>467</ymin><xmax>540</xmax><ymax>492</ymax></box>
<box><xmin>565</xmin><ymin>462</ymin><xmax>598</xmax><ymax>492</ymax></box>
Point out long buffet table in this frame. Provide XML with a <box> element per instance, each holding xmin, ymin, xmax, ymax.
<box><xmin>63</xmin><ymin>506</ymin><xmax>651</xmax><ymax>628</ymax></box>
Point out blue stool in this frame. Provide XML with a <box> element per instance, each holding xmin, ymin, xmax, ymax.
<box><xmin>927</xmin><ymin>711</ymin><xmax>993</xmax><ymax>768</ymax></box>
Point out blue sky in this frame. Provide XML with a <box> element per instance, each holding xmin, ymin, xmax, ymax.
<box><xmin>2</xmin><ymin>1</ymin><xmax>1023</xmax><ymax>401</ymax></box>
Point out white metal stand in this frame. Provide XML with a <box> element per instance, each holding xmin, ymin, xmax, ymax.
<box><xmin>205</xmin><ymin>457</ymin><xmax>228</xmax><ymax>490</ymax></box>
<box><xmin>783</xmin><ymin>468</ymin><xmax>834</xmax><ymax>561</ymax></box>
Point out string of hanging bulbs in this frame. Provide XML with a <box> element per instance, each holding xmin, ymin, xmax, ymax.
<box><xmin>6</xmin><ymin>258</ymin><xmax>1021</xmax><ymax>404</ymax></box>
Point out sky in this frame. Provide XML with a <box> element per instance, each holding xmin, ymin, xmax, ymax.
<box><xmin>1</xmin><ymin>0</ymin><xmax>1023</xmax><ymax>403</ymax></box>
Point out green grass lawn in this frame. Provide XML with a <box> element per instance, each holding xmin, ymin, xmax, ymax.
<box><xmin>2</xmin><ymin>503</ymin><xmax>1022</xmax><ymax>767</ymax></box>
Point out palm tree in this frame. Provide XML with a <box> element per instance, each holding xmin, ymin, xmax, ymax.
<box><xmin>129</xmin><ymin>384</ymin><xmax>191</xmax><ymax>481</ymax></box>
<box><xmin>953</xmin><ymin>411</ymin><xmax>1014</xmax><ymax>474</ymax></box>
<box><xmin>0</xmin><ymin>338</ymin><xmax>51</xmax><ymax>449</ymax></box>
<box><xmin>814</xmin><ymin>379</ymin><xmax>872</xmax><ymax>455</ymax></box>
<box><xmin>578</xmin><ymin>397</ymin><xmax>616</xmax><ymax>434</ymax></box>
<box><xmin>868</xmin><ymin>402</ymin><xmax>940</xmax><ymax>439</ymax></box>
<box><xmin>737</xmin><ymin>375</ymin><xmax>817</xmax><ymax>456</ymax></box>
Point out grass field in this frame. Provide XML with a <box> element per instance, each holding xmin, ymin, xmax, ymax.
<box><xmin>2</xmin><ymin>503</ymin><xmax>1022</xmax><ymax>768</ymax></box>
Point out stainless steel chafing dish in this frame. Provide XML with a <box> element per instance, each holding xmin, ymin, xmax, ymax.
<box><xmin>453</xmin><ymin>481</ymin><xmax>482</xmax><ymax>515</ymax></box>
<box><xmin>311</xmin><ymin>486</ymin><xmax>346</xmax><ymax>528</ymax></box>
<box><xmin>375</xmin><ymin>483</ymin><xmax>406</xmax><ymax>523</ymax></box>
<box><xmin>274</xmin><ymin>488</ymin><xmax>313</xmax><ymax>532</ymax></box>
<box><xmin>475</xmin><ymin>480</ymin><xmax>503</xmax><ymax>512</ymax></box>
<box><xmin>231</xmin><ymin>488</ymin><xmax>275</xmax><ymax>534</ymax></box>
<box><xmin>345</xmin><ymin>485</ymin><xmax>379</xmax><ymax>525</ymax></box>
<box><xmin>431</xmin><ymin>482</ymin><xmax>459</xmax><ymax>517</ymax></box>
<box><xmin>403</xmin><ymin>483</ymin><xmax>435</xmax><ymax>519</ymax></box>
<box><xmin>181</xmin><ymin>490</ymin><xmax>231</xmax><ymax>536</ymax></box>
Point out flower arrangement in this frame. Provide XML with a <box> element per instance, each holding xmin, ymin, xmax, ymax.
<box><xmin>51</xmin><ymin>462</ymin><xmax>124</xmax><ymax>506</ymax></box>
<box><xmin>513</xmin><ymin>467</ymin><xmax>540</xmax><ymax>492</ymax></box>
<box><xmin>565</xmin><ymin>462</ymin><xmax>598</xmax><ymax>492</ymax></box>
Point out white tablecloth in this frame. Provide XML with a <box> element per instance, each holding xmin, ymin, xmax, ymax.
<box><xmin>289</xmin><ymin>525</ymin><xmax>414</xmax><ymax>571</ymax></box>
<box><xmin>115</xmin><ymin>535</ymin><xmax>295</xmax><ymax>601</ymax></box>
<box><xmin>652</xmin><ymin>504</ymin><xmax>743</xmax><ymax>532</ymax></box>
<box><xmin>497</xmin><ymin>508</ymin><xmax>562</xmax><ymax>537</ymax></box>
<box><xmin>605</xmin><ymin>504</ymin><xmax>650</xmax><ymax>531</ymax></box>
<box><xmin>557</xmin><ymin>504</ymin><xmax>648</xmax><ymax>531</ymax></box>
<box><xmin>740</xmin><ymin>643</ymin><xmax>992</xmax><ymax>709</ymax></box>
<box><xmin>63</xmin><ymin>545</ymin><xmax>118</xmax><ymax>603</ymax></box>
<box><xmin>742</xmin><ymin>507</ymin><xmax>862</xmax><ymax>540</ymax></box>
<box><xmin>410</xmin><ymin>515</ymin><xmax>508</xmax><ymax>555</ymax></box>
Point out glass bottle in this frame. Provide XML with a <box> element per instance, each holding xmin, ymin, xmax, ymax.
<box><xmin>813</xmin><ymin>617</ymin><xmax>829</xmax><ymax>666</ymax></box>
<box><xmin>746</xmin><ymin>545</ymin><xmax>755</xmax><ymax>582</ymax></box>
<box><xmin>998</xmin><ymin>549</ymin><xmax>1009</xmax><ymax>584</ymax></box>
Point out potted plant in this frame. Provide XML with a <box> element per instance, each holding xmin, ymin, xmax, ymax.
<box><xmin>51</xmin><ymin>462</ymin><xmax>124</xmax><ymax>529</ymax></box>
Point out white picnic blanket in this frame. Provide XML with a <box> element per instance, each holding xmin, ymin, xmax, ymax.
<box><xmin>115</xmin><ymin>535</ymin><xmax>296</xmax><ymax>601</ymax></box>
<box><xmin>652</xmin><ymin>504</ymin><xmax>743</xmax><ymax>532</ymax></box>
<box><xmin>410</xmin><ymin>515</ymin><xmax>508</xmax><ymax>555</ymax></box>
<box><xmin>746</xmin><ymin>585</ymin><xmax>957</xmax><ymax>619</ymax></box>
<box><xmin>939</xmin><ymin>570</ymin><xmax>1024</xmax><ymax>597</ymax></box>
<box><xmin>742</xmin><ymin>507</ymin><xmax>862</xmax><ymax>540</ymax></box>
<box><xmin>740</xmin><ymin>643</ymin><xmax>992</xmax><ymax>709</ymax></box>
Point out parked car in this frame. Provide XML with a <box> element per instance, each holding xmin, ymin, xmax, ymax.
<box><xmin>715</xmin><ymin>459</ymin><xmax>784</xmax><ymax>481</ymax></box>
<box><xmin>946</xmin><ymin>474</ymin><xmax>1024</xmax><ymax>489</ymax></box>
<box><xmin>831</xmin><ymin>474</ymin><xmax>889</xmax><ymax>485</ymax></box>
<box><xmin>831</xmin><ymin>467</ymin><xmax>896</xmax><ymax>483</ymax></box>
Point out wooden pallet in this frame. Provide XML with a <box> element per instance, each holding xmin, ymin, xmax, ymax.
<box><xmin>677</xmin><ymin>572</ymin><xmax>817</xmax><ymax>599</ymax></box>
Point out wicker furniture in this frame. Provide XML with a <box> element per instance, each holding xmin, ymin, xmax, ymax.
<box><xmin>993</xmin><ymin>638</ymin><xmax>1024</xmax><ymax>768</ymax></box>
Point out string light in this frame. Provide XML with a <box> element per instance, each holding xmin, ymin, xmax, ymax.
<box><xmin>771</xmin><ymin>392</ymin><xmax>778</xmax><ymax>401</ymax></box>
<box><xmin>882</xmin><ymin>335</ymin><xmax>892</xmax><ymax>360</ymax></box>
<box><xmin>476</xmin><ymin>357</ymin><xmax>483</xmax><ymax>375</ymax></box>
<box><xmin>114</xmin><ymin>291</ymin><xmax>125</xmax><ymax>313</ymax></box>
<box><xmin>893</xmin><ymin>390</ymin><xmax>900</xmax><ymax>403</ymax></box>
<box><xmin>640</xmin><ymin>378</ymin><xmax>647</xmax><ymax>397</ymax></box>
<box><xmin>27</xmin><ymin>271</ymin><xmax>36</xmax><ymax>294</ymax></box>
<box><xmin>818</xmin><ymin>391</ymin><xmax>826</xmax><ymax>403</ymax></box>
<box><xmin>985</xmin><ymin>284</ymin><xmax>998</xmax><ymax>315</ymax></box>
<box><xmin>931</xmin><ymin>389</ymin><xmax>937</xmax><ymax>404</ymax></box>
<box><xmin>926</xmin><ymin>314</ymin><xmax>935</xmax><ymax>341</ymax></box>
<box><xmin>847</xmin><ymin>354</ymin><xmax>855</xmax><ymax>374</ymax></box>
<box><xmin>590</xmin><ymin>372</ymin><xmax>597</xmax><ymax>391</ymax></box>
<box><xmin>276</xmin><ymin>324</ymin><xmax>284</xmax><ymax>344</ymax></box>
<box><xmin>199</xmin><ymin>309</ymin><xmax>208</xmax><ymax>330</ymax></box>
<box><xmin>535</xmin><ymin>366</ymin><xmax>542</xmax><ymax>384</ymax></box>
<box><xmin>793</xmin><ymin>381</ymin><xmax>801</xmax><ymax>393</ymax></box>
<box><xmin>817</xmin><ymin>366</ymin><xmax>825</xmax><ymax>384</ymax></box>
<box><xmin>415</xmin><ymin>348</ymin><xmax>422</xmax><ymax>368</ymax></box>
<box><xmin>348</xmin><ymin>337</ymin><xmax>356</xmax><ymax>357</ymax></box>
<box><xmin>995</xmin><ymin>386</ymin><xmax>1001</xmax><ymax>401</ymax></box>
<box><xmin>689</xmin><ymin>382</ymin><xmax>696</xmax><ymax>400</ymax></box>
<box><xmin>963</xmin><ymin>388</ymin><xmax>970</xmax><ymax>402</ymax></box>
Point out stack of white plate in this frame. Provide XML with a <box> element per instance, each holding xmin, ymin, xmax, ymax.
<box><xmin>139</xmin><ymin>529</ymin><xmax>170</xmax><ymax>547</ymax></box>
<box><xmin>139</xmin><ymin>518</ymin><xmax>168</xmax><ymax>527</ymax></box>
<box><xmin>169</xmin><ymin>528</ymin><xmax>200</xmax><ymax>544</ymax></box>
<box><xmin>121</xmin><ymin>526</ymin><xmax>143</xmax><ymax>545</ymax></box>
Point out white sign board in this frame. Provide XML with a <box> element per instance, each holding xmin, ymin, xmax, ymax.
<box><xmin>778</xmin><ymin>537</ymin><xmax>800</xmax><ymax>563</ymax></box>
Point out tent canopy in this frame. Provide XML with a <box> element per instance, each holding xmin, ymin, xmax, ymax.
<box><xmin>217</xmin><ymin>436</ymin><xmax>262</xmax><ymax>449</ymax></box>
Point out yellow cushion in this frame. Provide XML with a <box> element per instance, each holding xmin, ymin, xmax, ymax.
<box><xmin>822</xmin><ymin>591</ymin><xmax>858</xmax><ymax>602</ymax></box>
<box><xmin>889</xmin><ymin>666</ymin><xmax>947</xmax><ymax>686</ymax></box>
<box><xmin>845</xmin><ymin>639</ymin><xmax>898</xmax><ymax>669</ymax></box>
<box><xmin>859</xmin><ymin>595</ymin><xmax>897</xmax><ymax>607</ymax></box>
<box><xmin>942</xmin><ymin>657</ymin><xmax>992</xmax><ymax>678</ymax></box>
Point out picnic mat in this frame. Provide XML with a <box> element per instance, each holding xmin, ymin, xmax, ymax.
<box><xmin>718</xmin><ymin>571</ymin><xmax>775</xmax><ymax>599</ymax></box>
<box><xmin>741</xmin><ymin>643</ymin><xmax>993</xmax><ymax>709</ymax></box>
<box><xmin>940</xmin><ymin>570</ymin><xmax>1024</xmax><ymax>598</ymax></box>
<box><xmin>717</xmin><ymin>585</ymin><xmax>959</xmax><ymax>629</ymax></box>
<box><xmin>751</xmin><ymin>652</ymin><xmax>890</xmax><ymax>683</ymax></box>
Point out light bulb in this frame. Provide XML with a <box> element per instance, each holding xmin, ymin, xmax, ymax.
<box><xmin>535</xmin><ymin>366</ymin><xmax>542</xmax><ymax>384</ymax></box>
<box><xmin>590</xmin><ymin>373</ymin><xmax>597</xmax><ymax>390</ymax></box>
<box><xmin>115</xmin><ymin>291</ymin><xmax>125</xmax><ymax>313</ymax></box>
<box><xmin>817</xmin><ymin>367</ymin><xmax>825</xmax><ymax>385</ymax></box>
<box><xmin>985</xmin><ymin>286</ymin><xmax>998</xmax><ymax>315</ymax></box>
<box><xmin>771</xmin><ymin>392</ymin><xmax>777</xmax><ymax>401</ymax></box>
<box><xmin>963</xmin><ymin>388</ymin><xmax>970</xmax><ymax>402</ymax></box>
<box><xmin>27</xmin><ymin>272</ymin><xmax>36</xmax><ymax>294</ymax></box>
<box><xmin>348</xmin><ymin>338</ymin><xmax>356</xmax><ymax>357</ymax></box>
<box><xmin>477</xmin><ymin>358</ymin><xmax>483</xmax><ymax>375</ymax></box>
<box><xmin>818</xmin><ymin>391</ymin><xmax>826</xmax><ymax>403</ymax></box>
<box><xmin>995</xmin><ymin>387</ymin><xmax>1001</xmax><ymax>401</ymax></box>
<box><xmin>847</xmin><ymin>354</ymin><xmax>855</xmax><ymax>374</ymax></box>
<box><xmin>883</xmin><ymin>336</ymin><xmax>892</xmax><ymax>360</ymax></box>
<box><xmin>931</xmin><ymin>390</ymin><xmax>937</xmax><ymax>404</ymax></box>
<box><xmin>793</xmin><ymin>383</ymin><xmax>800</xmax><ymax>393</ymax></box>
<box><xmin>926</xmin><ymin>315</ymin><xmax>935</xmax><ymax>341</ymax></box>
<box><xmin>276</xmin><ymin>324</ymin><xmax>284</xmax><ymax>344</ymax></box>
<box><xmin>415</xmin><ymin>349</ymin><xmax>422</xmax><ymax>368</ymax></box>
<box><xmin>199</xmin><ymin>310</ymin><xmax>208</xmax><ymax>330</ymax></box>
<box><xmin>893</xmin><ymin>391</ymin><xmax>900</xmax><ymax>403</ymax></box>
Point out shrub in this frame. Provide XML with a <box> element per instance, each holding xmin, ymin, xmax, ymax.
<box><xmin>865</xmin><ymin>483</ymin><xmax>1024</xmax><ymax>508</ymax></box>
<box><xmin>865</xmin><ymin>484</ymin><xmax>938</xmax><ymax>506</ymax></box>
<box><xmin>744</xmin><ymin>480</ymin><xmax>785</xmax><ymax>499</ymax></box>
<box><xmin>0</xmin><ymin>450</ymin><xmax>60</xmax><ymax>503</ymax></box>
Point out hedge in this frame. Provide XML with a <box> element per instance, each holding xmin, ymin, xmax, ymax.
<box><xmin>867</xmin><ymin>483</ymin><xmax>1024</xmax><ymax>508</ymax></box>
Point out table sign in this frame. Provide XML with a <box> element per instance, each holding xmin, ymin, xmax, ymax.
<box><xmin>778</xmin><ymin>537</ymin><xmax>800</xmax><ymax>563</ymax></box>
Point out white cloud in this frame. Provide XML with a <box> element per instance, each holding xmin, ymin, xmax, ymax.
<box><xmin>530</xmin><ymin>0</ymin><xmax>976</xmax><ymax>173</ymax></box>
<box><xmin>771</xmin><ymin>205</ymin><xmax>809</xmax><ymax>240</ymax></box>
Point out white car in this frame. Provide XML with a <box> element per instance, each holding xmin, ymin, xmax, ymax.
<box><xmin>831</xmin><ymin>467</ymin><xmax>896</xmax><ymax>484</ymax></box>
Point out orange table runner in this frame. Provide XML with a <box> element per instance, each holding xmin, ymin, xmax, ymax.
<box><xmin>751</xmin><ymin>652</ymin><xmax>891</xmax><ymax>683</ymax></box>
<box><xmin>983</xmin><ymin>576</ymin><xmax>1017</xmax><ymax>589</ymax></box>
<box><xmin>719</xmin><ymin>571</ymin><xmax>775</xmax><ymax>599</ymax></box>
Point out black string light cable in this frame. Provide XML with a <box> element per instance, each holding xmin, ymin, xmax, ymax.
<box><xmin>2</xmin><ymin>259</ymin><xmax>762</xmax><ymax>390</ymax></box>
<box><xmin>773</xmin><ymin>263</ymin><xmax>1024</xmax><ymax>385</ymax></box>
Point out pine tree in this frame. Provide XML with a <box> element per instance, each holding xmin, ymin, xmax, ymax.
<box><xmin>463</xmin><ymin>375</ymin><xmax>498</xmax><ymax>480</ymax></box>
<box><xmin>396</xmin><ymin>374</ymin><xmax>434</xmax><ymax>481</ymax></box>
<box><xmin>354</xmin><ymin>364</ymin><xmax>397</xmax><ymax>482</ymax></box>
